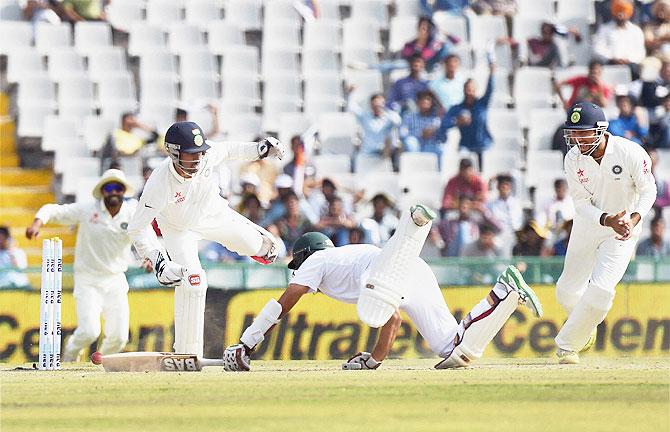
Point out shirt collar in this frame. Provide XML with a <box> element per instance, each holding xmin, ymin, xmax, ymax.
<box><xmin>169</xmin><ymin>160</ymin><xmax>192</xmax><ymax>183</ymax></box>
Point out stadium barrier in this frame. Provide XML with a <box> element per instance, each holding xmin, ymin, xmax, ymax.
<box><xmin>1</xmin><ymin>282</ymin><xmax>668</xmax><ymax>363</ymax></box>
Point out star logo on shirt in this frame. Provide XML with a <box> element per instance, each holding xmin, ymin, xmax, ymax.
<box><xmin>643</xmin><ymin>159</ymin><xmax>649</xmax><ymax>174</ymax></box>
<box><xmin>577</xmin><ymin>169</ymin><xmax>585</xmax><ymax>177</ymax></box>
<box><xmin>174</xmin><ymin>191</ymin><xmax>185</xmax><ymax>204</ymax></box>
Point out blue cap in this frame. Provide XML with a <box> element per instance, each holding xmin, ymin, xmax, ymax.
<box><xmin>563</xmin><ymin>102</ymin><xmax>608</xmax><ymax>130</ymax></box>
<box><xmin>164</xmin><ymin>121</ymin><xmax>210</xmax><ymax>153</ymax></box>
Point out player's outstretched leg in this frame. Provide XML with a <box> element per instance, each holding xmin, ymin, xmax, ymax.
<box><xmin>435</xmin><ymin>265</ymin><xmax>542</xmax><ymax>369</ymax></box>
<box><xmin>174</xmin><ymin>269</ymin><xmax>207</xmax><ymax>357</ymax></box>
<box><xmin>358</xmin><ymin>204</ymin><xmax>436</xmax><ymax>328</ymax></box>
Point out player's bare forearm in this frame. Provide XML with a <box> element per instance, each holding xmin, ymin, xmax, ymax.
<box><xmin>371</xmin><ymin>311</ymin><xmax>402</xmax><ymax>361</ymax></box>
<box><xmin>277</xmin><ymin>284</ymin><xmax>310</xmax><ymax>319</ymax></box>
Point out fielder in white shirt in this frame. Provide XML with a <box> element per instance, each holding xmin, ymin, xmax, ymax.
<box><xmin>25</xmin><ymin>169</ymin><xmax>154</xmax><ymax>361</ymax></box>
<box><xmin>556</xmin><ymin>102</ymin><xmax>657</xmax><ymax>364</ymax></box>
<box><xmin>220</xmin><ymin>206</ymin><xmax>543</xmax><ymax>372</ymax></box>
<box><xmin>127</xmin><ymin>121</ymin><xmax>285</xmax><ymax>357</ymax></box>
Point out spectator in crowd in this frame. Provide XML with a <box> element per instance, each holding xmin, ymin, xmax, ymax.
<box><xmin>400</xmin><ymin>90</ymin><xmax>443</xmax><ymax>163</ymax></box>
<box><xmin>648</xmin><ymin>147</ymin><xmax>670</xmax><ymax>209</ymax></box>
<box><xmin>0</xmin><ymin>226</ymin><xmax>28</xmax><ymax>288</ymax></box>
<box><xmin>360</xmin><ymin>193</ymin><xmax>399</xmax><ymax>246</ymax></box>
<box><xmin>460</xmin><ymin>224</ymin><xmax>502</xmax><ymax>258</ymax></box>
<box><xmin>315</xmin><ymin>196</ymin><xmax>357</xmax><ymax>246</ymax></box>
<box><xmin>419</xmin><ymin>0</ymin><xmax>469</xmax><ymax>16</ymax></box>
<box><xmin>238</xmin><ymin>193</ymin><xmax>264</xmax><ymax>226</ymax></box>
<box><xmin>136</xmin><ymin>165</ymin><xmax>153</xmax><ymax>199</ymax></box>
<box><xmin>487</xmin><ymin>174</ymin><xmax>523</xmax><ymax>256</ymax></box>
<box><xmin>525</xmin><ymin>22</ymin><xmax>582</xmax><ymax>68</ymax></box>
<box><xmin>101</xmin><ymin>112</ymin><xmax>159</xmax><ymax>172</ymax></box>
<box><xmin>348</xmin><ymin>226</ymin><xmax>366</xmax><ymax>245</ymax></box>
<box><xmin>552</xmin><ymin>219</ymin><xmax>573</xmax><ymax>256</ymax></box>
<box><xmin>239</xmin><ymin>136</ymin><xmax>280</xmax><ymax>205</ymax></box>
<box><xmin>347</xmin><ymin>88</ymin><xmax>401</xmax><ymax>158</ymax></box>
<box><xmin>399</xmin><ymin>17</ymin><xmax>455</xmax><ymax>73</ymax></box>
<box><xmin>437</xmin><ymin>60</ymin><xmax>496</xmax><ymax>168</ymax></box>
<box><xmin>441</xmin><ymin>158</ymin><xmax>488</xmax><ymax>211</ymax></box>
<box><xmin>593</xmin><ymin>0</ymin><xmax>646</xmax><ymax>79</ymax></box>
<box><xmin>307</xmin><ymin>178</ymin><xmax>354</xmax><ymax>218</ymax></box>
<box><xmin>282</xmin><ymin>135</ymin><xmax>315</xmax><ymax>181</ymax></box>
<box><xmin>59</xmin><ymin>0</ymin><xmax>106</xmax><ymax>22</ymax></box>
<box><xmin>269</xmin><ymin>191</ymin><xmax>314</xmax><ymax>251</ymax></box>
<box><xmin>553</xmin><ymin>60</ymin><xmax>613</xmax><ymax>110</ymax></box>
<box><xmin>438</xmin><ymin>195</ymin><xmax>500</xmax><ymax>257</ymax></box>
<box><xmin>22</xmin><ymin>0</ymin><xmax>61</xmax><ymax>32</ymax></box>
<box><xmin>512</xmin><ymin>220</ymin><xmax>551</xmax><ymax>257</ymax></box>
<box><xmin>175</xmin><ymin>105</ymin><xmax>220</xmax><ymax>138</ymax></box>
<box><xmin>387</xmin><ymin>54</ymin><xmax>429</xmax><ymax>114</ymax></box>
<box><xmin>630</xmin><ymin>61</ymin><xmax>670</xmax><ymax>119</ymax></box>
<box><xmin>429</xmin><ymin>54</ymin><xmax>466</xmax><ymax>113</ymax></box>
<box><xmin>648</xmin><ymin>93</ymin><xmax>670</xmax><ymax>147</ymax></box>
<box><xmin>538</xmin><ymin>178</ymin><xmax>576</xmax><ymax>238</ymax></box>
<box><xmin>636</xmin><ymin>216</ymin><xmax>670</xmax><ymax>257</ymax></box>
<box><xmin>643</xmin><ymin>0</ymin><xmax>670</xmax><ymax>59</ymax></box>
<box><xmin>263</xmin><ymin>174</ymin><xmax>318</xmax><ymax>226</ymax></box>
<box><xmin>608</xmin><ymin>94</ymin><xmax>649</xmax><ymax>144</ymax></box>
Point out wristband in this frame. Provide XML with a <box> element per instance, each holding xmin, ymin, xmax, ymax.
<box><xmin>599</xmin><ymin>213</ymin><xmax>608</xmax><ymax>226</ymax></box>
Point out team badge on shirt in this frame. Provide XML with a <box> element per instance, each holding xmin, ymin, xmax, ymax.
<box><xmin>612</xmin><ymin>165</ymin><xmax>622</xmax><ymax>175</ymax></box>
<box><xmin>120</xmin><ymin>222</ymin><xmax>128</xmax><ymax>230</ymax></box>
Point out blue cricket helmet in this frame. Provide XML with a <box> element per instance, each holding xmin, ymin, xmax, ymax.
<box><xmin>563</xmin><ymin>102</ymin><xmax>608</xmax><ymax>130</ymax></box>
<box><xmin>165</xmin><ymin>121</ymin><xmax>210</xmax><ymax>154</ymax></box>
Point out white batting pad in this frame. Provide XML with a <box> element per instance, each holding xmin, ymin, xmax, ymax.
<box><xmin>358</xmin><ymin>209</ymin><xmax>432</xmax><ymax>328</ymax></box>
<box><xmin>174</xmin><ymin>272</ymin><xmax>207</xmax><ymax>357</ymax></box>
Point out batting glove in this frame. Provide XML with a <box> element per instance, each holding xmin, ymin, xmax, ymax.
<box><xmin>343</xmin><ymin>352</ymin><xmax>381</xmax><ymax>370</ymax></box>
<box><xmin>148</xmin><ymin>250</ymin><xmax>186</xmax><ymax>286</ymax></box>
<box><xmin>257</xmin><ymin>137</ymin><xmax>286</xmax><ymax>160</ymax></box>
<box><xmin>223</xmin><ymin>343</ymin><xmax>251</xmax><ymax>372</ymax></box>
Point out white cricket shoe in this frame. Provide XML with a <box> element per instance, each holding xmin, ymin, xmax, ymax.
<box><xmin>410</xmin><ymin>204</ymin><xmax>437</xmax><ymax>227</ymax></box>
<box><xmin>557</xmin><ymin>348</ymin><xmax>580</xmax><ymax>364</ymax></box>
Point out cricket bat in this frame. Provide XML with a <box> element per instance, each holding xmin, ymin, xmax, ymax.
<box><xmin>92</xmin><ymin>352</ymin><xmax>224</xmax><ymax>372</ymax></box>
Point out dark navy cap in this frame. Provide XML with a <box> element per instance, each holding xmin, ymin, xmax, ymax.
<box><xmin>164</xmin><ymin>121</ymin><xmax>210</xmax><ymax>153</ymax></box>
<box><xmin>563</xmin><ymin>102</ymin><xmax>608</xmax><ymax>130</ymax></box>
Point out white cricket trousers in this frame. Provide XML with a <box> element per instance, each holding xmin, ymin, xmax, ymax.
<box><xmin>159</xmin><ymin>204</ymin><xmax>269</xmax><ymax>356</ymax></box>
<box><xmin>555</xmin><ymin>220</ymin><xmax>638</xmax><ymax>351</ymax></box>
<box><xmin>63</xmin><ymin>271</ymin><xmax>130</xmax><ymax>360</ymax></box>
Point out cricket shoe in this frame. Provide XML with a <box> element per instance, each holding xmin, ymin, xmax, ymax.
<box><xmin>496</xmin><ymin>265</ymin><xmax>543</xmax><ymax>318</ymax></box>
<box><xmin>410</xmin><ymin>204</ymin><xmax>437</xmax><ymax>227</ymax></box>
<box><xmin>556</xmin><ymin>348</ymin><xmax>580</xmax><ymax>364</ymax></box>
<box><xmin>580</xmin><ymin>329</ymin><xmax>596</xmax><ymax>353</ymax></box>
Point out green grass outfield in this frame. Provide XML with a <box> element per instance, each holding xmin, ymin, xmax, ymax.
<box><xmin>1</xmin><ymin>357</ymin><xmax>669</xmax><ymax>432</ymax></box>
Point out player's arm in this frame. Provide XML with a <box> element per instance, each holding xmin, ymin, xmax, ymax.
<box><xmin>26</xmin><ymin>202</ymin><xmax>87</xmax><ymax>239</ymax></box>
<box><xmin>223</xmin><ymin>283</ymin><xmax>310</xmax><ymax>372</ymax></box>
<box><xmin>345</xmin><ymin>311</ymin><xmax>402</xmax><ymax>370</ymax></box>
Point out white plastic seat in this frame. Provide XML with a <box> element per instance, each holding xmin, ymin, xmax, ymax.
<box><xmin>305</xmin><ymin>97</ymin><xmax>341</xmax><ymax>121</ymax></box>
<box><xmin>389</xmin><ymin>17</ymin><xmax>417</xmax><ymax>52</ymax></box>
<box><xmin>468</xmin><ymin>15</ymin><xmax>507</xmax><ymax>51</ymax></box>
<box><xmin>186</xmin><ymin>0</ymin><xmax>222</xmax><ymax>31</ymax></box>
<box><xmin>17</xmin><ymin>75</ymin><xmax>55</xmax><ymax>109</ymax></box>
<box><xmin>220</xmin><ymin>45</ymin><xmax>259</xmax><ymax>77</ymax></box>
<box><xmin>128</xmin><ymin>24</ymin><xmax>166</xmax><ymax>57</ymax></box>
<box><xmin>526</xmin><ymin>150</ymin><xmax>565</xmax><ymax>187</ymax></box>
<box><xmin>18</xmin><ymin>105</ymin><xmax>54</xmax><ymax>137</ymax></box>
<box><xmin>261</xmin><ymin>48</ymin><xmax>299</xmax><ymax>78</ymax></box>
<box><xmin>517</xmin><ymin>0</ymin><xmax>554</xmax><ymax>17</ymax></box>
<box><xmin>47</xmin><ymin>48</ymin><xmax>85</xmax><ymax>82</ymax></box>
<box><xmin>398</xmin><ymin>152</ymin><xmax>439</xmax><ymax>174</ymax></box>
<box><xmin>88</xmin><ymin>47</ymin><xmax>127</xmax><ymax>82</ymax></box>
<box><xmin>355</xmin><ymin>153</ymin><xmax>392</xmax><ymax>173</ymax></box>
<box><xmin>35</xmin><ymin>23</ymin><xmax>72</xmax><ymax>55</ymax></box>
<box><xmin>58</xmin><ymin>76</ymin><xmax>94</xmax><ymax>110</ymax></box>
<box><xmin>74</xmin><ymin>21</ymin><xmax>112</xmax><ymax>56</ymax></box>
<box><xmin>304</xmin><ymin>73</ymin><xmax>343</xmax><ymax>105</ymax></box>
<box><xmin>59</xmin><ymin>103</ymin><xmax>94</xmax><ymax>120</ymax></box>
<box><xmin>557</xmin><ymin>0</ymin><xmax>596</xmax><ymax>23</ymax></box>
<box><xmin>432</xmin><ymin>12</ymin><xmax>468</xmax><ymax>44</ymax></box>
<box><xmin>315</xmin><ymin>0</ymin><xmax>341</xmax><ymax>21</ymax></box>
<box><xmin>527</xmin><ymin>109</ymin><xmax>566</xmax><ymax>151</ymax></box>
<box><xmin>602</xmin><ymin>65</ymin><xmax>632</xmax><ymax>88</ymax></box>
<box><xmin>278</xmin><ymin>112</ymin><xmax>313</xmax><ymax>144</ymax></box>
<box><xmin>139</xmin><ymin>102</ymin><xmax>178</xmax><ymax>134</ymax></box>
<box><xmin>262</xmin><ymin>22</ymin><xmax>302</xmax><ymax>53</ymax></box>
<box><xmin>0</xmin><ymin>21</ymin><xmax>32</xmax><ymax>55</ymax></box>
<box><xmin>318</xmin><ymin>112</ymin><xmax>357</xmax><ymax>154</ymax></box>
<box><xmin>7</xmin><ymin>49</ymin><xmax>45</xmax><ymax>83</ymax></box>
<box><xmin>169</xmin><ymin>24</ymin><xmax>206</xmax><ymax>54</ymax></box>
<box><xmin>0</xmin><ymin>0</ymin><xmax>22</xmax><ymax>20</ymax></box>
<box><xmin>488</xmin><ymin>109</ymin><xmax>520</xmax><ymax>140</ymax></box>
<box><xmin>263</xmin><ymin>0</ymin><xmax>302</xmax><ymax>27</ymax></box>
<box><xmin>222</xmin><ymin>74</ymin><xmax>260</xmax><ymax>105</ymax></box>
<box><xmin>181</xmin><ymin>75</ymin><xmax>219</xmax><ymax>102</ymax></box>
<box><xmin>140</xmin><ymin>50</ymin><xmax>178</xmax><ymax>81</ymax></box>
<box><xmin>560</xmin><ymin>17</ymin><xmax>591</xmax><ymax>66</ymax></box>
<box><xmin>359</xmin><ymin>172</ymin><xmax>401</xmax><ymax>200</ymax></box>
<box><xmin>344</xmin><ymin>70</ymin><xmax>383</xmax><ymax>106</ymax></box>
<box><xmin>513</xmin><ymin>67</ymin><xmax>554</xmax><ymax>106</ymax></box>
<box><xmin>394</xmin><ymin>0</ymin><xmax>422</xmax><ymax>17</ymax></box>
<box><xmin>62</xmin><ymin>157</ymin><xmax>100</xmax><ymax>195</ymax></box>
<box><xmin>262</xmin><ymin>96</ymin><xmax>300</xmax><ymax>132</ymax></box>
<box><xmin>223</xmin><ymin>113</ymin><xmax>262</xmax><ymax>141</ymax></box>
<box><xmin>107</xmin><ymin>0</ymin><xmax>144</xmax><ymax>33</ymax></box>
<box><xmin>351</xmin><ymin>0</ymin><xmax>389</xmax><ymax>29</ymax></box>
<box><xmin>302</xmin><ymin>48</ymin><xmax>339</xmax><ymax>75</ymax></box>
<box><xmin>179</xmin><ymin>49</ymin><xmax>217</xmax><ymax>78</ymax></box>
<box><xmin>264</xmin><ymin>74</ymin><xmax>302</xmax><ymax>104</ymax></box>
<box><xmin>207</xmin><ymin>22</ymin><xmax>245</xmax><ymax>55</ymax></box>
<box><xmin>55</xmin><ymin>147</ymin><xmax>92</xmax><ymax>175</ymax></box>
<box><xmin>225</xmin><ymin>0</ymin><xmax>262</xmax><ymax>31</ymax></box>
<box><xmin>343</xmin><ymin>19</ymin><xmax>382</xmax><ymax>53</ymax></box>
<box><xmin>313</xmin><ymin>154</ymin><xmax>351</xmax><ymax>177</ymax></box>
<box><xmin>42</xmin><ymin>115</ymin><xmax>79</xmax><ymax>152</ymax></box>
<box><xmin>140</xmin><ymin>75</ymin><xmax>179</xmax><ymax>105</ymax></box>
<box><xmin>147</xmin><ymin>0</ymin><xmax>183</xmax><ymax>30</ymax></box>
<box><xmin>481</xmin><ymin>150</ymin><xmax>518</xmax><ymax>180</ymax></box>
<box><xmin>304</xmin><ymin>20</ymin><xmax>341</xmax><ymax>51</ymax></box>
<box><xmin>97</xmin><ymin>72</ymin><xmax>137</xmax><ymax>107</ymax></box>
<box><xmin>399</xmin><ymin>172</ymin><xmax>444</xmax><ymax>210</ymax></box>
<box><xmin>75</xmin><ymin>175</ymin><xmax>102</xmax><ymax>203</ymax></box>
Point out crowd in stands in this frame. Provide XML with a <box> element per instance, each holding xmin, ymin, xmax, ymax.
<box><xmin>3</xmin><ymin>0</ymin><xmax>670</xmax><ymax>271</ymax></box>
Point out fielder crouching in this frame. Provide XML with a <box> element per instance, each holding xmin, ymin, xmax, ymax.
<box><xmin>223</xmin><ymin>205</ymin><xmax>544</xmax><ymax>371</ymax></box>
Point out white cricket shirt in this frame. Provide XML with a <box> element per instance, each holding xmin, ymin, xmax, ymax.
<box><xmin>128</xmin><ymin>140</ymin><xmax>259</xmax><ymax>258</ymax></box>
<box><xmin>564</xmin><ymin>133</ymin><xmax>657</xmax><ymax>233</ymax></box>
<box><xmin>290</xmin><ymin>244</ymin><xmax>381</xmax><ymax>304</ymax></box>
<box><xmin>35</xmin><ymin>199</ymin><xmax>148</xmax><ymax>276</ymax></box>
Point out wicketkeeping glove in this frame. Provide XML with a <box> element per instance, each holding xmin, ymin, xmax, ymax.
<box><xmin>342</xmin><ymin>352</ymin><xmax>381</xmax><ymax>370</ymax></box>
<box><xmin>257</xmin><ymin>137</ymin><xmax>286</xmax><ymax>160</ymax></box>
<box><xmin>223</xmin><ymin>343</ymin><xmax>251</xmax><ymax>371</ymax></box>
<box><xmin>148</xmin><ymin>250</ymin><xmax>186</xmax><ymax>286</ymax></box>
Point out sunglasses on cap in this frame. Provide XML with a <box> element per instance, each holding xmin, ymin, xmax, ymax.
<box><xmin>102</xmin><ymin>182</ymin><xmax>125</xmax><ymax>194</ymax></box>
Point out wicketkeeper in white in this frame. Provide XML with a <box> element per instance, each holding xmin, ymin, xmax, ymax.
<box><xmin>26</xmin><ymin>169</ymin><xmax>153</xmax><ymax>361</ymax></box>
<box><xmin>555</xmin><ymin>102</ymin><xmax>657</xmax><ymax>364</ymax></box>
<box><xmin>222</xmin><ymin>205</ymin><xmax>543</xmax><ymax>371</ymax></box>
<box><xmin>127</xmin><ymin>121</ymin><xmax>285</xmax><ymax>357</ymax></box>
